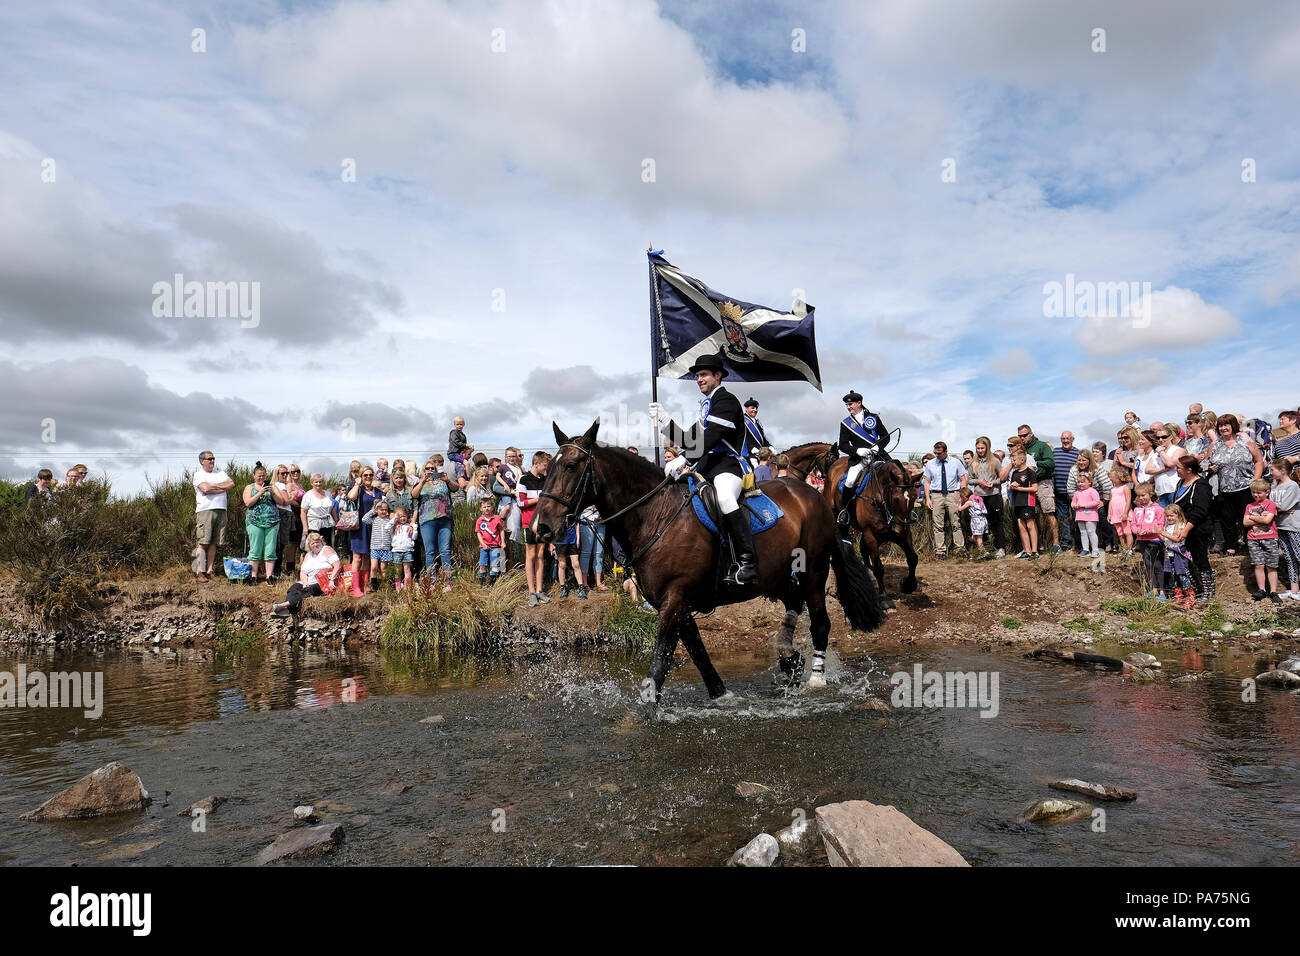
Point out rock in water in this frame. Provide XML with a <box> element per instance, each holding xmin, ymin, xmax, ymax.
<box><xmin>1255</xmin><ymin>669</ymin><xmax>1300</xmax><ymax>687</ymax></box>
<box><xmin>776</xmin><ymin>820</ymin><xmax>821</xmax><ymax>860</ymax></box>
<box><xmin>21</xmin><ymin>762</ymin><xmax>151</xmax><ymax>821</ymax></box>
<box><xmin>176</xmin><ymin>795</ymin><xmax>225</xmax><ymax>817</ymax></box>
<box><xmin>1019</xmin><ymin>798</ymin><xmax>1092</xmax><ymax>824</ymax></box>
<box><xmin>1278</xmin><ymin>657</ymin><xmax>1300</xmax><ymax>674</ymax></box>
<box><xmin>815</xmin><ymin>800</ymin><xmax>969</xmax><ymax>866</ymax></box>
<box><xmin>293</xmin><ymin>805</ymin><xmax>318</xmax><ymax>822</ymax></box>
<box><xmin>729</xmin><ymin>833</ymin><xmax>779</xmax><ymax>867</ymax></box>
<box><xmin>734</xmin><ymin>781</ymin><xmax>773</xmax><ymax>801</ymax></box>
<box><xmin>255</xmin><ymin>824</ymin><xmax>345</xmax><ymax>864</ymax></box>
<box><xmin>1049</xmin><ymin>779</ymin><xmax>1137</xmax><ymax>801</ymax></box>
<box><xmin>1125</xmin><ymin>652</ymin><xmax>1161</xmax><ymax>669</ymax></box>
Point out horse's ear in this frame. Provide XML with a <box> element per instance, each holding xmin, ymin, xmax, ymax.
<box><xmin>552</xmin><ymin>422</ymin><xmax>569</xmax><ymax>446</ymax></box>
<box><xmin>579</xmin><ymin>418</ymin><xmax>600</xmax><ymax>447</ymax></box>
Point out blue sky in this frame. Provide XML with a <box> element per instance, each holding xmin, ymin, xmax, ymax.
<box><xmin>1</xmin><ymin>0</ymin><xmax>1297</xmax><ymax>491</ymax></box>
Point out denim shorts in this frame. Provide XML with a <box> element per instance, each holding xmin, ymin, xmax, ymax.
<box><xmin>479</xmin><ymin>547</ymin><xmax>502</xmax><ymax>569</ymax></box>
<box><xmin>391</xmin><ymin>550</ymin><xmax>413</xmax><ymax>564</ymax></box>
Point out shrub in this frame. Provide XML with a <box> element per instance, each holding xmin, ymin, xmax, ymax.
<box><xmin>380</xmin><ymin>571</ymin><xmax>527</xmax><ymax>652</ymax></box>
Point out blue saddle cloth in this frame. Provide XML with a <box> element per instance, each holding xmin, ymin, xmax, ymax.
<box><xmin>686</xmin><ymin>477</ymin><xmax>784</xmax><ymax>536</ymax></box>
<box><xmin>836</xmin><ymin>466</ymin><xmax>874</xmax><ymax>498</ymax></box>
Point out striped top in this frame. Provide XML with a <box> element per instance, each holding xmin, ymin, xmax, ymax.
<box><xmin>363</xmin><ymin>512</ymin><xmax>395</xmax><ymax>550</ymax></box>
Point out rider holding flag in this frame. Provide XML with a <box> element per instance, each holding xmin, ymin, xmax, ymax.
<box><xmin>836</xmin><ymin>389</ymin><xmax>890</xmax><ymax>527</ymax></box>
<box><xmin>664</xmin><ymin>353</ymin><xmax>758</xmax><ymax>585</ymax></box>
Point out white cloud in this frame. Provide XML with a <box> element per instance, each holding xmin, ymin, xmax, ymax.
<box><xmin>1074</xmin><ymin>286</ymin><xmax>1240</xmax><ymax>356</ymax></box>
<box><xmin>986</xmin><ymin>347</ymin><xmax>1038</xmax><ymax>376</ymax></box>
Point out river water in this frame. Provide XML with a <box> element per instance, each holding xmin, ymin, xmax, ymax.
<box><xmin>1</xmin><ymin>639</ymin><xmax>1297</xmax><ymax>866</ymax></box>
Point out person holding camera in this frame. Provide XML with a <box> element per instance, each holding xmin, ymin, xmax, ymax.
<box><xmin>242</xmin><ymin>462</ymin><xmax>291</xmax><ymax>586</ymax></box>
<box><xmin>413</xmin><ymin>455</ymin><xmax>455</xmax><ymax>592</ymax></box>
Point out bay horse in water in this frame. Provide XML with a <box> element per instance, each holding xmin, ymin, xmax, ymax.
<box><xmin>781</xmin><ymin>442</ymin><xmax>920</xmax><ymax>607</ymax></box>
<box><xmin>531</xmin><ymin>421</ymin><xmax>884</xmax><ymax>709</ymax></box>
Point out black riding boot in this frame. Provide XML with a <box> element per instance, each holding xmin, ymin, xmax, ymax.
<box><xmin>836</xmin><ymin>483</ymin><xmax>853</xmax><ymax>527</ymax></box>
<box><xmin>723</xmin><ymin>510</ymin><xmax>759</xmax><ymax>585</ymax></box>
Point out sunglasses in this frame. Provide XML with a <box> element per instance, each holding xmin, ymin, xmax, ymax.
<box><xmin>200</xmin><ymin>457</ymin><xmax>214</xmax><ymax>462</ymax></box>
<box><xmin>290</xmin><ymin>469</ymin><xmax>301</xmax><ymax>474</ymax></box>
<box><xmin>1156</xmin><ymin>434</ymin><xmax>1169</xmax><ymax>439</ymax></box>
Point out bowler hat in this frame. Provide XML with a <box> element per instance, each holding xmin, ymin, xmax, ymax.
<box><xmin>744</xmin><ymin>397</ymin><xmax>759</xmax><ymax>409</ymax></box>
<box><xmin>688</xmin><ymin>353</ymin><xmax>728</xmax><ymax>377</ymax></box>
<box><xmin>842</xmin><ymin>390</ymin><xmax>863</xmax><ymax>404</ymax></box>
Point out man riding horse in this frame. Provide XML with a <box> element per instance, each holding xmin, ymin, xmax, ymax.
<box><xmin>740</xmin><ymin>397</ymin><xmax>770</xmax><ymax>468</ymax></box>
<box><xmin>663</xmin><ymin>353</ymin><xmax>758</xmax><ymax>585</ymax></box>
<box><xmin>836</xmin><ymin>389</ymin><xmax>891</xmax><ymax>527</ymax></box>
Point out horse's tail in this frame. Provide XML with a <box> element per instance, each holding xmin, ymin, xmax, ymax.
<box><xmin>829</xmin><ymin>535</ymin><xmax>885</xmax><ymax>632</ymax></box>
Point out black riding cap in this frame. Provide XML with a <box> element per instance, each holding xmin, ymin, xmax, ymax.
<box><xmin>842</xmin><ymin>390</ymin><xmax>863</xmax><ymax>403</ymax></box>
<box><xmin>688</xmin><ymin>353</ymin><xmax>728</xmax><ymax>377</ymax></box>
<box><xmin>744</xmin><ymin>398</ymin><xmax>759</xmax><ymax>409</ymax></box>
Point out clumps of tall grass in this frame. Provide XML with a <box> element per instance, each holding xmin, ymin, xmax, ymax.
<box><xmin>599</xmin><ymin>595</ymin><xmax>658</xmax><ymax>646</ymax></box>
<box><xmin>380</xmin><ymin>571</ymin><xmax>528</xmax><ymax>652</ymax></box>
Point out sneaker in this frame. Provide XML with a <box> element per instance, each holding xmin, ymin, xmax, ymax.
<box><xmin>1014</xmin><ymin>551</ymin><xmax>1029</xmax><ymax>559</ymax></box>
<box><xmin>1052</xmin><ymin>544</ymin><xmax>1068</xmax><ymax>553</ymax></box>
<box><xmin>1283</xmin><ymin>591</ymin><xmax>1299</xmax><ymax>601</ymax></box>
<box><xmin>1156</xmin><ymin>593</ymin><xmax>1168</xmax><ymax>602</ymax></box>
<box><xmin>1078</xmin><ymin>550</ymin><xmax>1092</xmax><ymax>558</ymax></box>
<box><xmin>575</xmin><ymin>587</ymin><xmax>588</xmax><ymax>600</ymax></box>
<box><xmin>1252</xmin><ymin>591</ymin><xmax>1267</xmax><ymax>602</ymax></box>
<box><xmin>272</xmin><ymin>604</ymin><xmax>291</xmax><ymax>618</ymax></box>
<box><xmin>995</xmin><ymin>549</ymin><xmax>1006</xmax><ymax>558</ymax></box>
<box><xmin>527</xmin><ymin>593</ymin><xmax>539</xmax><ymax>607</ymax></box>
<box><xmin>537</xmin><ymin>591</ymin><xmax>552</xmax><ymax>604</ymax></box>
<box><xmin>1269</xmin><ymin>591</ymin><xmax>1283</xmax><ymax>604</ymax></box>
<box><xmin>640</xmin><ymin>600</ymin><xmax>655</xmax><ymax>612</ymax></box>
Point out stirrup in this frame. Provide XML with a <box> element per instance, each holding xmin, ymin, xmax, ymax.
<box><xmin>836</xmin><ymin>508</ymin><xmax>850</xmax><ymax>526</ymax></box>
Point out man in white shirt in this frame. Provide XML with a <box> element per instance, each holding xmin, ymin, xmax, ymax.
<box><xmin>193</xmin><ymin>450</ymin><xmax>234</xmax><ymax>582</ymax></box>
<box><xmin>922</xmin><ymin>441</ymin><xmax>968</xmax><ymax>557</ymax></box>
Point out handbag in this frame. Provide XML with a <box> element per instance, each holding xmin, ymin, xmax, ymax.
<box><xmin>335</xmin><ymin>503</ymin><xmax>359</xmax><ymax>532</ymax></box>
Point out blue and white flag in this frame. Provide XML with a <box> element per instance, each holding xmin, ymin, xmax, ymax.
<box><xmin>649</xmin><ymin>252</ymin><xmax>822</xmax><ymax>390</ymax></box>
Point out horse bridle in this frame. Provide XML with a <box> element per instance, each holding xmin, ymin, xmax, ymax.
<box><xmin>538</xmin><ymin>442</ymin><xmax>598</xmax><ymax>525</ymax></box>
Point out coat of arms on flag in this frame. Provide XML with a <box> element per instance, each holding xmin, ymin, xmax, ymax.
<box><xmin>648</xmin><ymin>251</ymin><xmax>822</xmax><ymax>389</ymax></box>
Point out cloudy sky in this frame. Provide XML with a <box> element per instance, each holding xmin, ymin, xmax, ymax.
<box><xmin>2</xmin><ymin>0</ymin><xmax>1298</xmax><ymax>492</ymax></box>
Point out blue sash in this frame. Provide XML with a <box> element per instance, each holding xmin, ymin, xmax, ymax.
<box><xmin>842</xmin><ymin>414</ymin><xmax>879</xmax><ymax>444</ymax></box>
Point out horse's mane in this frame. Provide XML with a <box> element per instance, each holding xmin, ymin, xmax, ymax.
<box><xmin>595</xmin><ymin>443</ymin><xmax>664</xmax><ymax>482</ymax></box>
<box><xmin>782</xmin><ymin>441</ymin><xmax>831</xmax><ymax>453</ymax></box>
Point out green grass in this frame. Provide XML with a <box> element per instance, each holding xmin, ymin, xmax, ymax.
<box><xmin>214</xmin><ymin>622</ymin><xmax>266</xmax><ymax>655</ymax></box>
<box><xmin>1001</xmin><ymin>616</ymin><xmax>1022</xmax><ymax>630</ymax></box>
<box><xmin>600</xmin><ymin>596</ymin><xmax>659</xmax><ymax>646</ymax></box>
<box><xmin>380</xmin><ymin>571</ymin><xmax>528</xmax><ymax>653</ymax></box>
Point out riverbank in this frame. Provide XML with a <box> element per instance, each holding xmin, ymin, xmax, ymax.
<box><xmin>3</xmin><ymin>550</ymin><xmax>1299</xmax><ymax>664</ymax></box>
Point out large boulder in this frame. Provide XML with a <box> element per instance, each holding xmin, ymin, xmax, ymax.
<box><xmin>21</xmin><ymin>762</ymin><xmax>151</xmax><ymax>821</ymax></box>
<box><xmin>254</xmin><ymin>824</ymin><xmax>345</xmax><ymax>864</ymax></box>
<box><xmin>1255</xmin><ymin>669</ymin><xmax>1300</xmax><ymax>687</ymax></box>
<box><xmin>815</xmin><ymin>800</ymin><xmax>968</xmax><ymax>867</ymax></box>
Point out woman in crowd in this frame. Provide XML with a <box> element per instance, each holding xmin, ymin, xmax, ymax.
<box><xmin>1133</xmin><ymin>430</ymin><xmax>1159</xmax><ymax>490</ymax></box>
<box><xmin>271</xmin><ymin>532</ymin><xmax>342</xmax><ymax>617</ymax></box>
<box><xmin>346</xmin><ymin>460</ymin><xmax>363</xmax><ymax>494</ymax></box>
<box><xmin>346</xmin><ymin>463</ymin><xmax>382</xmax><ymax>596</ymax></box>
<box><xmin>1091</xmin><ymin>441</ymin><xmax>1116</xmax><ymax>552</ymax></box>
<box><xmin>272</xmin><ymin>464</ymin><xmax>300</xmax><ymax>578</ymax></box>
<box><xmin>466</xmin><ymin>466</ymin><xmax>494</xmax><ymax>505</ymax></box>
<box><xmin>1066</xmin><ymin>449</ymin><xmax>1112</xmax><ymax>508</ymax></box>
<box><xmin>1171</xmin><ymin>456</ymin><xmax>1215</xmax><ymax>606</ymax></box>
<box><xmin>578</xmin><ymin>503</ymin><xmax>609</xmax><ymax>590</ymax></box>
<box><xmin>970</xmin><ymin>436</ymin><xmax>1006</xmax><ymax>557</ymax></box>
<box><xmin>413</xmin><ymin>455</ymin><xmax>455</xmax><ymax>591</ymax></box>
<box><xmin>300</xmin><ymin>473</ymin><xmax>338</xmax><ymax>550</ymax></box>
<box><xmin>1151</xmin><ymin>425</ymin><xmax>1186</xmax><ymax>507</ymax></box>
<box><xmin>1209</xmin><ymin>413</ymin><xmax>1264</xmax><ymax>556</ymax></box>
<box><xmin>385</xmin><ymin>467</ymin><xmax>414</xmax><ymax>517</ymax></box>
<box><xmin>1110</xmin><ymin>426</ymin><xmax>1139</xmax><ymax>488</ymax></box>
<box><xmin>242</xmin><ymin>462</ymin><xmax>291</xmax><ymax>586</ymax></box>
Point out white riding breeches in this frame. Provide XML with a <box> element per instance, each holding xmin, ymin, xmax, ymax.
<box><xmin>845</xmin><ymin>461</ymin><xmax>865</xmax><ymax>490</ymax></box>
<box><xmin>713</xmin><ymin>472</ymin><xmax>743</xmax><ymax>513</ymax></box>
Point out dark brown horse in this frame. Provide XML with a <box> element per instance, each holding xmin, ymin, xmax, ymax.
<box><xmin>781</xmin><ymin>442</ymin><xmax>921</xmax><ymax>606</ymax></box>
<box><xmin>532</xmin><ymin>421</ymin><xmax>884</xmax><ymax>708</ymax></box>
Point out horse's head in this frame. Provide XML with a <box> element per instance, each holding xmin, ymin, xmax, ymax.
<box><xmin>876</xmin><ymin>461</ymin><xmax>916</xmax><ymax>533</ymax></box>
<box><xmin>533</xmin><ymin>419</ymin><xmax>600</xmax><ymax>543</ymax></box>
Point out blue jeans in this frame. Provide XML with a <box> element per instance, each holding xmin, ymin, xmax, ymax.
<box><xmin>579</xmin><ymin>521</ymin><xmax>606</xmax><ymax>577</ymax></box>
<box><xmin>1054</xmin><ymin>494</ymin><xmax>1074</xmax><ymax>548</ymax></box>
<box><xmin>1157</xmin><ymin>491</ymin><xmax>1175</xmax><ymax>508</ymax></box>
<box><xmin>420</xmin><ymin>516</ymin><xmax>454</xmax><ymax>573</ymax></box>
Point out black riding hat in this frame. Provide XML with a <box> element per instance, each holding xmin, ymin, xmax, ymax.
<box><xmin>842</xmin><ymin>390</ymin><xmax>863</xmax><ymax>404</ymax></box>
<box><xmin>687</xmin><ymin>353</ymin><xmax>728</xmax><ymax>377</ymax></box>
<box><xmin>744</xmin><ymin>397</ymin><xmax>759</xmax><ymax>409</ymax></box>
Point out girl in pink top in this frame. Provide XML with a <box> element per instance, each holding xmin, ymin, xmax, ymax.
<box><xmin>1071</xmin><ymin>473</ymin><xmax>1102</xmax><ymax>557</ymax></box>
<box><xmin>1129</xmin><ymin>482</ymin><xmax>1168</xmax><ymax>600</ymax></box>
<box><xmin>1108</xmin><ymin>480</ymin><xmax>1133</xmax><ymax>555</ymax></box>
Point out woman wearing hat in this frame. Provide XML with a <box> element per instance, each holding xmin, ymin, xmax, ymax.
<box><xmin>836</xmin><ymin>390</ymin><xmax>890</xmax><ymax>526</ymax></box>
<box><xmin>663</xmin><ymin>353</ymin><xmax>758</xmax><ymax>585</ymax></box>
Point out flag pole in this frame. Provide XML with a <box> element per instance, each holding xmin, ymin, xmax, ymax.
<box><xmin>647</xmin><ymin>245</ymin><xmax>663</xmax><ymax>467</ymax></box>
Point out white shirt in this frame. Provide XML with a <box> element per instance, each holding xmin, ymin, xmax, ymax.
<box><xmin>302</xmin><ymin>546</ymin><xmax>340</xmax><ymax>577</ymax></box>
<box><xmin>301</xmin><ymin>490</ymin><xmax>336</xmax><ymax>522</ymax></box>
<box><xmin>193</xmin><ymin>468</ymin><xmax>231</xmax><ymax>511</ymax></box>
<box><xmin>274</xmin><ymin>481</ymin><xmax>294</xmax><ymax>512</ymax></box>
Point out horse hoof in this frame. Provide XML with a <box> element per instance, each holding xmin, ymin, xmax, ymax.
<box><xmin>778</xmin><ymin>652</ymin><xmax>805</xmax><ymax>683</ymax></box>
<box><xmin>807</xmin><ymin>671</ymin><xmax>827</xmax><ymax>690</ymax></box>
<box><xmin>901</xmin><ymin>579</ymin><xmax>918</xmax><ymax>594</ymax></box>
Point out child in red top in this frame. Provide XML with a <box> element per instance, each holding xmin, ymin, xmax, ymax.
<box><xmin>1128</xmin><ymin>482</ymin><xmax>1168</xmax><ymax>599</ymax></box>
<box><xmin>475</xmin><ymin>499</ymin><xmax>504</xmax><ymax>586</ymax></box>
<box><xmin>1243</xmin><ymin>478</ymin><xmax>1281</xmax><ymax>602</ymax></box>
